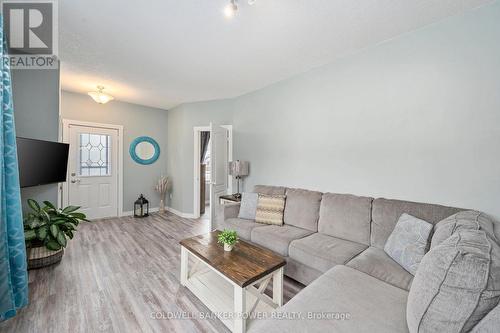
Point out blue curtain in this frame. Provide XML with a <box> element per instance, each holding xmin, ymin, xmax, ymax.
<box><xmin>0</xmin><ymin>13</ymin><xmax>28</xmax><ymax>321</ymax></box>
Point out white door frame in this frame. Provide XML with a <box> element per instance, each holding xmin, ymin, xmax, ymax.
<box><xmin>60</xmin><ymin>119</ymin><xmax>124</xmax><ymax>217</ymax></box>
<box><xmin>193</xmin><ymin>125</ymin><xmax>233</xmax><ymax>219</ymax></box>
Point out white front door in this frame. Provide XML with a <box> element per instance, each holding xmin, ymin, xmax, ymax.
<box><xmin>210</xmin><ymin>123</ymin><xmax>229</xmax><ymax>230</ymax></box>
<box><xmin>67</xmin><ymin>124</ymin><xmax>119</xmax><ymax>220</ymax></box>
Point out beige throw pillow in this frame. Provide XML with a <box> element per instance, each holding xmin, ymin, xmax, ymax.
<box><xmin>255</xmin><ymin>194</ymin><xmax>286</xmax><ymax>226</ymax></box>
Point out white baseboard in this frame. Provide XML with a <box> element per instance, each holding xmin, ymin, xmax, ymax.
<box><xmin>166</xmin><ymin>206</ymin><xmax>198</xmax><ymax>219</ymax></box>
<box><xmin>120</xmin><ymin>206</ymin><xmax>197</xmax><ymax>219</ymax></box>
<box><xmin>121</xmin><ymin>207</ymin><xmax>159</xmax><ymax>217</ymax></box>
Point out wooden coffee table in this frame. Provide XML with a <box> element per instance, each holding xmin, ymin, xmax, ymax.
<box><xmin>180</xmin><ymin>231</ymin><xmax>286</xmax><ymax>333</ymax></box>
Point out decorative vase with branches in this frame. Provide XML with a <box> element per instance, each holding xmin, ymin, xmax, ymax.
<box><xmin>155</xmin><ymin>175</ymin><xmax>170</xmax><ymax>214</ymax></box>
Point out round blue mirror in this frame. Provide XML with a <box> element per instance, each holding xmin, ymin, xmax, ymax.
<box><xmin>129</xmin><ymin>136</ymin><xmax>160</xmax><ymax>165</ymax></box>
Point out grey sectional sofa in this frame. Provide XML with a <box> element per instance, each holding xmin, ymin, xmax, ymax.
<box><xmin>216</xmin><ymin>185</ymin><xmax>500</xmax><ymax>332</ymax></box>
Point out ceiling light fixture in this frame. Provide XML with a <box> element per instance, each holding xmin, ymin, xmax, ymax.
<box><xmin>224</xmin><ymin>0</ymin><xmax>238</xmax><ymax>18</ymax></box>
<box><xmin>224</xmin><ymin>0</ymin><xmax>256</xmax><ymax>19</ymax></box>
<box><xmin>88</xmin><ymin>85</ymin><xmax>114</xmax><ymax>104</ymax></box>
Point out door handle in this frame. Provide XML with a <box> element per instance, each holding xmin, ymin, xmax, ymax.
<box><xmin>71</xmin><ymin>179</ymin><xmax>81</xmax><ymax>184</ymax></box>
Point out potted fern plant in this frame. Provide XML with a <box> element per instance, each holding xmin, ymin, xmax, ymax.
<box><xmin>217</xmin><ymin>229</ymin><xmax>238</xmax><ymax>252</ymax></box>
<box><xmin>23</xmin><ymin>199</ymin><xmax>89</xmax><ymax>269</ymax></box>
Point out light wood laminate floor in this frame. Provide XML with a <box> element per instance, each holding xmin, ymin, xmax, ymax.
<box><xmin>0</xmin><ymin>212</ymin><xmax>304</xmax><ymax>333</ymax></box>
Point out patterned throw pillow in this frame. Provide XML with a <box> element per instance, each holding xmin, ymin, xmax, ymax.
<box><xmin>255</xmin><ymin>194</ymin><xmax>286</xmax><ymax>226</ymax></box>
<box><xmin>384</xmin><ymin>213</ymin><xmax>433</xmax><ymax>275</ymax></box>
<box><xmin>238</xmin><ymin>192</ymin><xmax>258</xmax><ymax>220</ymax></box>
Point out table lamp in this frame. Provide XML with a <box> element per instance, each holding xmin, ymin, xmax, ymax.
<box><xmin>228</xmin><ymin>160</ymin><xmax>249</xmax><ymax>198</ymax></box>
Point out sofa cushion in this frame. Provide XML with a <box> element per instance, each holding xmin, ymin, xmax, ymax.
<box><xmin>253</xmin><ymin>185</ymin><xmax>286</xmax><ymax>196</ymax></box>
<box><xmin>471</xmin><ymin>303</ymin><xmax>500</xmax><ymax>333</ymax></box>
<box><xmin>289</xmin><ymin>233</ymin><xmax>367</xmax><ymax>273</ymax></box>
<box><xmin>283</xmin><ymin>188</ymin><xmax>322</xmax><ymax>232</ymax></box>
<box><xmin>237</xmin><ymin>192</ymin><xmax>258</xmax><ymax>220</ymax></box>
<box><xmin>250</xmin><ymin>225</ymin><xmax>313</xmax><ymax>256</ymax></box>
<box><xmin>407</xmin><ymin>229</ymin><xmax>500</xmax><ymax>333</ymax></box>
<box><xmin>284</xmin><ymin>257</ymin><xmax>323</xmax><ymax>286</ymax></box>
<box><xmin>217</xmin><ymin>202</ymin><xmax>240</xmax><ymax>223</ymax></box>
<box><xmin>255</xmin><ymin>194</ymin><xmax>286</xmax><ymax>226</ymax></box>
<box><xmin>431</xmin><ymin>210</ymin><xmax>498</xmax><ymax>249</ymax></box>
<box><xmin>347</xmin><ymin>246</ymin><xmax>414</xmax><ymax>290</ymax></box>
<box><xmin>218</xmin><ymin>218</ymin><xmax>265</xmax><ymax>241</ymax></box>
<box><xmin>371</xmin><ymin>198</ymin><xmax>462</xmax><ymax>249</ymax></box>
<box><xmin>248</xmin><ymin>265</ymin><xmax>409</xmax><ymax>333</ymax></box>
<box><xmin>318</xmin><ymin>193</ymin><xmax>373</xmax><ymax>245</ymax></box>
<box><xmin>384</xmin><ymin>213</ymin><xmax>433</xmax><ymax>275</ymax></box>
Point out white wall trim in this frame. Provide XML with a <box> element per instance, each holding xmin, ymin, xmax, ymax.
<box><xmin>61</xmin><ymin>118</ymin><xmax>124</xmax><ymax>217</ymax></box>
<box><xmin>121</xmin><ymin>207</ymin><xmax>159</xmax><ymax>217</ymax></box>
<box><xmin>192</xmin><ymin>125</ymin><xmax>233</xmax><ymax>219</ymax></box>
<box><xmin>120</xmin><ymin>207</ymin><xmax>197</xmax><ymax>219</ymax></box>
<box><xmin>166</xmin><ymin>206</ymin><xmax>197</xmax><ymax>219</ymax></box>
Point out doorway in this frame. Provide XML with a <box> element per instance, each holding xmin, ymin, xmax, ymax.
<box><xmin>199</xmin><ymin>130</ymin><xmax>211</xmax><ymax>219</ymax></box>
<box><xmin>193</xmin><ymin>125</ymin><xmax>232</xmax><ymax>228</ymax></box>
<box><xmin>61</xmin><ymin>119</ymin><xmax>123</xmax><ymax>220</ymax></box>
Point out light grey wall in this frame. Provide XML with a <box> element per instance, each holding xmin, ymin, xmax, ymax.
<box><xmin>12</xmin><ymin>68</ymin><xmax>60</xmax><ymax>210</ymax></box>
<box><xmin>167</xmin><ymin>3</ymin><xmax>500</xmax><ymax>218</ymax></box>
<box><xmin>61</xmin><ymin>91</ymin><xmax>168</xmax><ymax>212</ymax></box>
<box><xmin>166</xmin><ymin>99</ymin><xmax>234</xmax><ymax>213</ymax></box>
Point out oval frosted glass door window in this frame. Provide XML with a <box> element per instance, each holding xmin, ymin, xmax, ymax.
<box><xmin>135</xmin><ymin>141</ymin><xmax>155</xmax><ymax>160</ymax></box>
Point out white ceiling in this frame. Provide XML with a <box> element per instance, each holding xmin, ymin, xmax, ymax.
<box><xmin>60</xmin><ymin>0</ymin><xmax>492</xmax><ymax>110</ymax></box>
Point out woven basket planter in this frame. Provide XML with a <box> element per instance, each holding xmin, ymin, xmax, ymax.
<box><xmin>27</xmin><ymin>243</ymin><xmax>64</xmax><ymax>270</ymax></box>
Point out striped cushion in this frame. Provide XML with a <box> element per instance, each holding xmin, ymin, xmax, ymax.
<box><xmin>255</xmin><ymin>194</ymin><xmax>286</xmax><ymax>226</ymax></box>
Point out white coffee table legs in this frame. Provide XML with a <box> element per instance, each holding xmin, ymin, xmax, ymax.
<box><xmin>273</xmin><ymin>267</ymin><xmax>284</xmax><ymax>307</ymax></box>
<box><xmin>232</xmin><ymin>267</ymin><xmax>284</xmax><ymax>333</ymax></box>
<box><xmin>180</xmin><ymin>246</ymin><xmax>285</xmax><ymax>333</ymax></box>
<box><xmin>234</xmin><ymin>286</ymin><xmax>247</xmax><ymax>333</ymax></box>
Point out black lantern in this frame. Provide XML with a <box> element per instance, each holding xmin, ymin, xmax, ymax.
<box><xmin>134</xmin><ymin>194</ymin><xmax>149</xmax><ymax>218</ymax></box>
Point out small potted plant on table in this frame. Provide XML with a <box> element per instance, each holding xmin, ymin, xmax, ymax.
<box><xmin>23</xmin><ymin>199</ymin><xmax>89</xmax><ymax>269</ymax></box>
<box><xmin>217</xmin><ymin>229</ymin><xmax>238</xmax><ymax>252</ymax></box>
